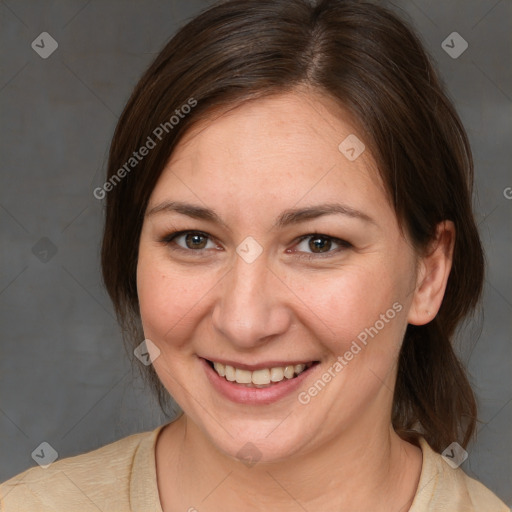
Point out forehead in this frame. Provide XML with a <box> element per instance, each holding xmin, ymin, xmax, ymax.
<box><xmin>169</xmin><ymin>91</ymin><xmax>368</xmax><ymax>168</ymax></box>
<box><xmin>150</xmin><ymin>91</ymin><xmax>390</xmax><ymax>222</ymax></box>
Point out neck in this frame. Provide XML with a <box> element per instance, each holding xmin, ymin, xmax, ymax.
<box><xmin>156</xmin><ymin>413</ymin><xmax>422</xmax><ymax>511</ymax></box>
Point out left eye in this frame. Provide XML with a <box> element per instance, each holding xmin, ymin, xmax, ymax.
<box><xmin>294</xmin><ymin>234</ymin><xmax>351</xmax><ymax>255</ymax></box>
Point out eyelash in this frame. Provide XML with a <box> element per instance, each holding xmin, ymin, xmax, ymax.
<box><xmin>160</xmin><ymin>230</ymin><xmax>352</xmax><ymax>259</ymax></box>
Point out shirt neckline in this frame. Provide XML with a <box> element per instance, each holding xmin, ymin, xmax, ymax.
<box><xmin>130</xmin><ymin>425</ymin><xmax>439</xmax><ymax>511</ymax></box>
<box><xmin>408</xmin><ymin>437</ymin><xmax>441</xmax><ymax>510</ymax></box>
<box><xmin>129</xmin><ymin>423</ymin><xmax>166</xmax><ymax>512</ymax></box>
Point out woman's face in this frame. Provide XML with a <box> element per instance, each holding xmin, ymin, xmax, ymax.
<box><xmin>137</xmin><ymin>90</ymin><xmax>420</xmax><ymax>463</ymax></box>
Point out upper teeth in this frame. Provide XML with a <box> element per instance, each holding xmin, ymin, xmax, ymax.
<box><xmin>212</xmin><ymin>361</ymin><xmax>311</xmax><ymax>385</ymax></box>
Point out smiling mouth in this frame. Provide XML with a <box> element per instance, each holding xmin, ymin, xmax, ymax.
<box><xmin>206</xmin><ymin>359</ymin><xmax>319</xmax><ymax>388</ymax></box>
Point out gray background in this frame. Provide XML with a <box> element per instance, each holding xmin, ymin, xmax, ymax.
<box><xmin>0</xmin><ymin>0</ymin><xmax>510</xmax><ymax>506</ymax></box>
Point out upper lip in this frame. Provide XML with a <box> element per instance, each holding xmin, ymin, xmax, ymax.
<box><xmin>202</xmin><ymin>357</ymin><xmax>318</xmax><ymax>371</ymax></box>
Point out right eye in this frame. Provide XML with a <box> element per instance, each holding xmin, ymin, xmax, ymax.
<box><xmin>161</xmin><ymin>230</ymin><xmax>220</xmax><ymax>253</ymax></box>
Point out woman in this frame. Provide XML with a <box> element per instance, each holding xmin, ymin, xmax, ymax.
<box><xmin>1</xmin><ymin>0</ymin><xmax>508</xmax><ymax>510</ymax></box>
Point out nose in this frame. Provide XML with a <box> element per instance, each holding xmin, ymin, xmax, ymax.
<box><xmin>211</xmin><ymin>254</ymin><xmax>292</xmax><ymax>349</ymax></box>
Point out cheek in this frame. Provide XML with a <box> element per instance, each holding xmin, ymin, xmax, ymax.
<box><xmin>285</xmin><ymin>263</ymin><xmax>402</xmax><ymax>348</ymax></box>
<box><xmin>136</xmin><ymin>250</ymin><xmax>212</xmax><ymax>349</ymax></box>
<box><xmin>296</xmin><ymin>265</ymin><xmax>408</xmax><ymax>399</ymax></box>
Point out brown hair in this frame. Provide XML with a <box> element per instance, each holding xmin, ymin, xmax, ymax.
<box><xmin>101</xmin><ymin>0</ymin><xmax>483</xmax><ymax>453</ymax></box>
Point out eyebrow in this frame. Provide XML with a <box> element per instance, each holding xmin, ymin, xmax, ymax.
<box><xmin>146</xmin><ymin>201</ymin><xmax>376</xmax><ymax>228</ymax></box>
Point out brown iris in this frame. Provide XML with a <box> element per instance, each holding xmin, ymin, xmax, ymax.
<box><xmin>185</xmin><ymin>232</ymin><xmax>208</xmax><ymax>249</ymax></box>
<box><xmin>308</xmin><ymin>236</ymin><xmax>332</xmax><ymax>253</ymax></box>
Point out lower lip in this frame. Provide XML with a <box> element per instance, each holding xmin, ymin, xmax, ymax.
<box><xmin>201</xmin><ymin>358</ymin><xmax>318</xmax><ymax>405</ymax></box>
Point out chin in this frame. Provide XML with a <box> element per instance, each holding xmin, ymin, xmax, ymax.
<box><xmin>199</xmin><ymin>414</ymin><xmax>316</xmax><ymax>466</ymax></box>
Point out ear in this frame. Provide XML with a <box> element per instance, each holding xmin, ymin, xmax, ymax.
<box><xmin>407</xmin><ymin>220</ymin><xmax>455</xmax><ymax>326</ymax></box>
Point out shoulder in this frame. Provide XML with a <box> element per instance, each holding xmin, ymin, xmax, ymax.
<box><xmin>0</xmin><ymin>426</ymin><xmax>163</xmax><ymax>512</ymax></box>
<box><xmin>410</xmin><ymin>437</ymin><xmax>509</xmax><ymax>512</ymax></box>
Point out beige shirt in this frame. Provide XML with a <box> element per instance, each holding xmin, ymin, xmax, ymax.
<box><xmin>1</xmin><ymin>424</ymin><xmax>508</xmax><ymax>511</ymax></box>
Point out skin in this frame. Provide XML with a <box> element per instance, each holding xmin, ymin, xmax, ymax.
<box><xmin>136</xmin><ymin>88</ymin><xmax>455</xmax><ymax>511</ymax></box>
